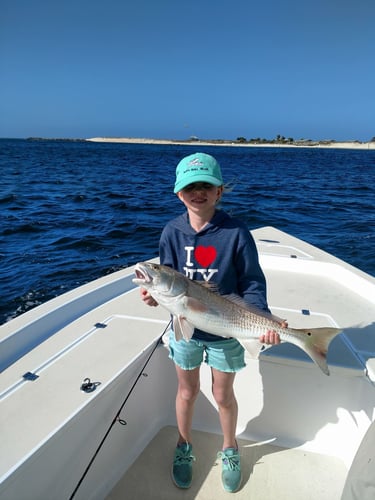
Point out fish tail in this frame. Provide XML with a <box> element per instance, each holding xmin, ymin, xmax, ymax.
<box><xmin>298</xmin><ymin>327</ymin><xmax>341</xmax><ymax>375</ymax></box>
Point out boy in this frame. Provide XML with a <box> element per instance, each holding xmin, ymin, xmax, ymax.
<box><xmin>141</xmin><ymin>152</ymin><xmax>280</xmax><ymax>492</ymax></box>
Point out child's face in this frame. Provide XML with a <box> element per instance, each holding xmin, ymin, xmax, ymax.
<box><xmin>177</xmin><ymin>182</ymin><xmax>223</xmax><ymax>215</ymax></box>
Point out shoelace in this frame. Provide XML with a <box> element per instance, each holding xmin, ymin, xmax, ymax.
<box><xmin>174</xmin><ymin>449</ymin><xmax>196</xmax><ymax>465</ymax></box>
<box><xmin>218</xmin><ymin>451</ymin><xmax>240</xmax><ymax>471</ymax></box>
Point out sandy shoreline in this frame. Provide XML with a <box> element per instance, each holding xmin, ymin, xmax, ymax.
<box><xmin>86</xmin><ymin>137</ymin><xmax>375</xmax><ymax>150</ymax></box>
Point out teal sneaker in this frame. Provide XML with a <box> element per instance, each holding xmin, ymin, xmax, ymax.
<box><xmin>217</xmin><ymin>447</ymin><xmax>242</xmax><ymax>492</ymax></box>
<box><xmin>172</xmin><ymin>442</ymin><xmax>195</xmax><ymax>489</ymax></box>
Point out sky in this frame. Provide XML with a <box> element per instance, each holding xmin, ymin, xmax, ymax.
<box><xmin>1</xmin><ymin>0</ymin><xmax>374</xmax><ymax>141</ymax></box>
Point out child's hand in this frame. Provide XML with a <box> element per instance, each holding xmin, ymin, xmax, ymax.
<box><xmin>259</xmin><ymin>330</ymin><xmax>281</xmax><ymax>344</ymax></box>
<box><xmin>259</xmin><ymin>320</ymin><xmax>288</xmax><ymax>345</ymax></box>
<box><xmin>140</xmin><ymin>288</ymin><xmax>158</xmax><ymax>307</ymax></box>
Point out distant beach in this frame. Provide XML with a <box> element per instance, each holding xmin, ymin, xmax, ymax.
<box><xmin>86</xmin><ymin>137</ymin><xmax>375</xmax><ymax>150</ymax></box>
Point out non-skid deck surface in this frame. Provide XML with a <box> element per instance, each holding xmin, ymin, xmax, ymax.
<box><xmin>107</xmin><ymin>426</ymin><xmax>347</xmax><ymax>500</ymax></box>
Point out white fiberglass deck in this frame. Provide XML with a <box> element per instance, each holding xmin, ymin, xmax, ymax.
<box><xmin>107</xmin><ymin>426</ymin><xmax>347</xmax><ymax>500</ymax></box>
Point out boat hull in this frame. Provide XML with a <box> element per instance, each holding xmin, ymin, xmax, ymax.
<box><xmin>1</xmin><ymin>227</ymin><xmax>374</xmax><ymax>499</ymax></box>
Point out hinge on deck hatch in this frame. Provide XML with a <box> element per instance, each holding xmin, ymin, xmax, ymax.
<box><xmin>23</xmin><ymin>372</ymin><xmax>39</xmax><ymax>381</ymax></box>
<box><xmin>94</xmin><ymin>322</ymin><xmax>107</xmax><ymax>329</ymax></box>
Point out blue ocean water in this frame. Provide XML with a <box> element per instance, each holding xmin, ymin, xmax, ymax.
<box><xmin>1</xmin><ymin>139</ymin><xmax>374</xmax><ymax>324</ymax></box>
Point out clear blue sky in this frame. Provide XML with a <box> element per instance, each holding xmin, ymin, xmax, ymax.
<box><xmin>1</xmin><ymin>0</ymin><xmax>374</xmax><ymax>141</ymax></box>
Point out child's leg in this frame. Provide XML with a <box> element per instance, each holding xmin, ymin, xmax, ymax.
<box><xmin>211</xmin><ymin>368</ymin><xmax>238</xmax><ymax>449</ymax></box>
<box><xmin>175</xmin><ymin>365</ymin><xmax>200</xmax><ymax>444</ymax></box>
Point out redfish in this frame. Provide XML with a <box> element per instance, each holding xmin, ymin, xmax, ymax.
<box><xmin>133</xmin><ymin>262</ymin><xmax>341</xmax><ymax>375</ymax></box>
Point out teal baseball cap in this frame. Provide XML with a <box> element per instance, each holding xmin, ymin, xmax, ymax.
<box><xmin>173</xmin><ymin>152</ymin><xmax>224</xmax><ymax>193</ymax></box>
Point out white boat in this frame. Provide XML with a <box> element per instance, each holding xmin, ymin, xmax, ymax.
<box><xmin>1</xmin><ymin>226</ymin><xmax>374</xmax><ymax>500</ymax></box>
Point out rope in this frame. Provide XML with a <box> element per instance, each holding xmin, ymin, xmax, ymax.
<box><xmin>69</xmin><ymin>322</ymin><xmax>170</xmax><ymax>499</ymax></box>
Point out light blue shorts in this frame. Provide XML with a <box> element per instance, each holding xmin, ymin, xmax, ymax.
<box><xmin>168</xmin><ymin>331</ymin><xmax>245</xmax><ymax>373</ymax></box>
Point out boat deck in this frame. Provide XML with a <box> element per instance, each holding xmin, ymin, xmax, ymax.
<box><xmin>107</xmin><ymin>426</ymin><xmax>347</xmax><ymax>500</ymax></box>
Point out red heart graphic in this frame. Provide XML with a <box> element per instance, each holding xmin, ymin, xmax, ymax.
<box><xmin>194</xmin><ymin>246</ymin><xmax>217</xmax><ymax>268</ymax></box>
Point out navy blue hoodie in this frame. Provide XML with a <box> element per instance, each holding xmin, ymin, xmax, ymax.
<box><xmin>159</xmin><ymin>209</ymin><xmax>269</xmax><ymax>341</ymax></box>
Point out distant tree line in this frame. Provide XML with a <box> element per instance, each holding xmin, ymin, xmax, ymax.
<box><xmin>236</xmin><ymin>135</ymin><xmax>315</xmax><ymax>144</ymax></box>
<box><xmin>236</xmin><ymin>135</ymin><xmax>375</xmax><ymax>144</ymax></box>
<box><xmin>236</xmin><ymin>134</ymin><xmax>296</xmax><ymax>144</ymax></box>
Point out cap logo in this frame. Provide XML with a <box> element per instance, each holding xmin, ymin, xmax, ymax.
<box><xmin>183</xmin><ymin>158</ymin><xmax>209</xmax><ymax>174</ymax></box>
<box><xmin>189</xmin><ymin>158</ymin><xmax>204</xmax><ymax>166</ymax></box>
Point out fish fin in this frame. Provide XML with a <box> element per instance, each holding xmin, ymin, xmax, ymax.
<box><xmin>223</xmin><ymin>294</ymin><xmax>251</xmax><ymax>308</ymax></box>
<box><xmin>240</xmin><ymin>339</ymin><xmax>272</xmax><ymax>359</ymax></box>
<box><xmin>173</xmin><ymin>316</ymin><xmax>183</xmax><ymax>341</ymax></box>
<box><xmin>195</xmin><ymin>280</ymin><xmax>220</xmax><ymax>293</ymax></box>
<box><xmin>296</xmin><ymin>327</ymin><xmax>342</xmax><ymax>375</ymax></box>
<box><xmin>173</xmin><ymin>315</ymin><xmax>195</xmax><ymax>342</ymax></box>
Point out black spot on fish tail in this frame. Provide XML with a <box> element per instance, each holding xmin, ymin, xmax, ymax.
<box><xmin>298</xmin><ymin>326</ymin><xmax>342</xmax><ymax>375</ymax></box>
